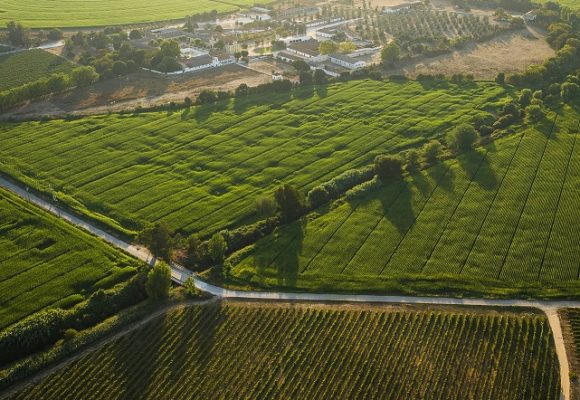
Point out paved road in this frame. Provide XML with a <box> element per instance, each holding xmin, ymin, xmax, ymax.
<box><xmin>0</xmin><ymin>175</ymin><xmax>574</xmax><ymax>400</ymax></box>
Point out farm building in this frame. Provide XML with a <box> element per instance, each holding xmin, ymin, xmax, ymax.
<box><xmin>280</xmin><ymin>35</ymin><xmax>311</xmax><ymax>45</ymax></box>
<box><xmin>286</xmin><ymin>39</ymin><xmax>327</xmax><ymax>62</ymax></box>
<box><xmin>276</xmin><ymin>50</ymin><xmax>307</xmax><ymax>63</ymax></box>
<box><xmin>329</xmin><ymin>53</ymin><xmax>366</xmax><ymax>69</ymax></box>
<box><xmin>382</xmin><ymin>1</ymin><xmax>422</xmax><ymax>13</ymax></box>
<box><xmin>279</xmin><ymin>6</ymin><xmax>319</xmax><ymax>18</ymax></box>
<box><xmin>184</xmin><ymin>54</ymin><xmax>214</xmax><ymax>71</ymax></box>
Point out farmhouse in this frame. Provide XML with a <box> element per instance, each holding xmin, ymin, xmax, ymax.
<box><xmin>280</xmin><ymin>35</ymin><xmax>311</xmax><ymax>45</ymax></box>
<box><xmin>329</xmin><ymin>53</ymin><xmax>366</xmax><ymax>70</ymax></box>
<box><xmin>184</xmin><ymin>54</ymin><xmax>214</xmax><ymax>71</ymax></box>
<box><xmin>279</xmin><ymin>6</ymin><xmax>319</xmax><ymax>18</ymax></box>
<box><xmin>286</xmin><ymin>39</ymin><xmax>327</xmax><ymax>62</ymax></box>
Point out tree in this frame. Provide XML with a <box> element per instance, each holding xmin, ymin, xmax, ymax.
<box><xmin>156</xmin><ymin>56</ymin><xmax>181</xmax><ymax>72</ymax></box>
<box><xmin>518</xmin><ymin>89</ymin><xmax>532</xmax><ymax>107</ymax></box>
<box><xmin>185</xmin><ymin>235</ymin><xmax>201</xmax><ymax>267</ymax></box>
<box><xmin>146</xmin><ymin>262</ymin><xmax>171</xmax><ymax>301</ymax></box>
<box><xmin>129</xmin><ymin>29</ymin><xmax>143</xmax><ymax>40</ymax></box>
<box><xmin>495</xmin><ymin>72</ymin><xmax>505</xmax><ymax>85</ymax></box>
<box><xmin>314</xmin><ymin>69</ymin><xmax>327</xmax><ymax>85</ymax></box>
<box><xmin>423</xmin><ymin>140</ymin><xmax>442</xmax><ymax>164</ymax></box>
<box><xmin>6</xmin><ymin>21</ymin><xmax>29</xmax><ymax>47</ymax></box>
<box><xmin>47</xmin><ymin>28</ymin><xmax>63</xmax><ymax>41</ymax></box>
<box><xmin>235</xmin><ymin>83</ymin><xmax>249</xmax><ymax>97</ymax></box>
<box><xmin>112</xmin><ymin>60</ymin><xmax>127</xmax><ymax>76</ymax></box>
<box><xmin>338</xmin><ymin>41</ymin><xmax>356</xmax><ymax>53</ymax></box>
<box><xmin>160</xmin><ymin>40</ymin><xmax>180</xmax><ymax>58</ymax></box>
<box><xmin>446</xmin><ymin>124</ymin><xmax>478</xmax><ymax>153</ymax></box>
<box><xmin>319</xmin><ymin>41</ymin><xmax>339</xmax><ymax>54</ymax></box>
<box><xmin>274</xmin><ymin>184</ymin><xmax>307</xmax><ymax>220</ymax></box>
<box><xmin>381</xmin><ymin>42</ymin><xmax>400</xmax><ymax>66</ymax></box>
<box><xmin>525</xmin><ymin>105</ymin><xmax>544</xmax><ymax>123</ymax></box>
<box><xmin>71</xmin><ymin>66</ymin><xmax>99</xmax><ymax>87</ymax></box>
<box><xmin>137</xmin><ymin>221</ymin><xmax>173</xmax><ymax>260</ymax></box>
<box><xmin>374</xmin><ymin>155</ymin><xmax>403</xmax><ymax>180</ymax></box>
<box><xmin>406</xmin><ymin>150</ymin><xmax>420</xmax><ymax>171</ymax></box>
<box><xmin>299</xmin><ymin>71</ymin><xmax>313</xmax><ymax>86</ymax></box>
<box><xmin>292</xmin><ymin>60</ymin><xmax>310</xmax><ymax>73</ymax></box>
<box><xmin>208</xmin><ymin>233</ymin><xmax>227</xmax><ymax>264</ymax></box>
<box><xmin>561</xmin><ymin>82</ymin><xmax>579</xmax><ymax>102</ymax></box>
<box><xmin>197</xmin><ymin>90</ymin><xmax>217</xmax><ymax>104</ymax></box>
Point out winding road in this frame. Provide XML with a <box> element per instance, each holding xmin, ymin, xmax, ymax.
<box><xmin>0</xmin><ymin>175</ymin><xmax>575</xmax><ymax>400</ymax></box>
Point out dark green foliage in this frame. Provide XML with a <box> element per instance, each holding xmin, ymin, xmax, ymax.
<box><xmin>446</xmin><ymin>124</ymin><xmax>478</xmax><ymax>153</ymax></box>
<box><xmin>137</xmin><ymin>221</ymin><xmax>173</xmax><ymax>260</ymax></box>
<box><xmin>374</xmin><ymin>155</ymin><xmax>403</xmax><ymax>180</ymax></box>
<box><xmin>561</xmin><ymin>81</ymin><xmax>579</xmax><ymax>101</ymax></box>
<box><xmin>314</xmin><ymin>69</ymin><xmax>327</xmax><ymax>85</ymax></box>
<box><xmin>145</xmin><ymin>263</ymin><xmax>171</xmax><ymax>300</ymax></box>
<box><xmin>291</xmin><ymin>60</ymin><xmax>310</xmax><ymax>73</ymax></box>
<box><xmin>274</xmin><ymin>184</ymin><xmax>307</xmax><ymax>220</ymax></box>
<box><xmin>220</xmin><ymin>217</ymin><xmax>280</xmax><ymax>256</ymax></box>
<box><xmin>306</xmin><ymin>167</ymin><xmax>375</xmax><ymax>208</ymax></box>
<box><xmin>208</xmin><ymin>233</ymin><xmax>228</xmax><ymax>264</ymax></box>
<box><xmin>0</xmin><ymin>309</ymin><xmax>68</xmax><ymax>366</ymax></box>
<box><xmin>185</xmin><ymin>235</ymin><xmax>201</xmax><ymax>267</ymax></box>
<box><xmin>423</xmin><ymin>140</ymin><xmax>442</xmax><ymax>163</ymax></box>
<box><xmin>299</xmin><ymin>71</ymin><xmax>313</xmax><ymax>86</ymax></box>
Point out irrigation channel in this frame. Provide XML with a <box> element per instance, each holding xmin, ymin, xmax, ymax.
<box><xmin>0</xmin><ymin>175</ymin><xmax>574</xmax><ymax>400</ymax></box>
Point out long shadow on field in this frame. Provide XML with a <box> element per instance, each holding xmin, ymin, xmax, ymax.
<box><xmin>270</xmin><ymin>221</ymin><xmax>306</xmax><ymax>287</ymax></box>
<box><xmin>169</xmin><ymin>306</ymin><xmax>199</xmax><ymax>382</ymax></box>
<box><xmin>315</xmin><ymin>85</ymin><xmax>328</xmax><ymax>98</ymax></box>
<box><xmin>111</xmin><ymin>310</ymin><xmax>169</xmax><ymax>399</ymax></box>
<box><xmin>192</xmin><ymin>302</ymin><xmax>225</xmax><ymax>381</ymax></box>
<box><xmin>458</xmin><ymin>148</ymin><xmax>498</xmax><ymax>191</ymax></box>
<box><xmin>382</xmin><ymin>179</ymin><xmax>415</xmax><ymax>234</ymax></box>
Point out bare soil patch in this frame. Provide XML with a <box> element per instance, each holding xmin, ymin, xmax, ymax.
<box><xmin>390</xmin><ymin>28</ymin><xmax>555</xmax><ymax>79</ymax></box>
<box><xmin>5</xmin><ymin>63</ymin><xmax>271</xmax><ymax>119</ymax></box>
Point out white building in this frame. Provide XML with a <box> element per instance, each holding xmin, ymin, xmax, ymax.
<box><xmin>280</xmin><ymin>35</ymin><xmax>311</xmax><ymax>45</ymax></box>
<box><xmin>286</xmin><ymin>39</ymin><xmax>328</xmax><ymax>63</ymax></box>
<box><xmin>382</xmin><ymin>1</ymin><xmax>422</xmax><ymax>13</ymax></box>
<box><xmin>329</xmin><ymin>53</ymin><xmax>366</xmax><ymax>69</ymax></box>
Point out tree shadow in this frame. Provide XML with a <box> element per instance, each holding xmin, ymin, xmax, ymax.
<box><xmin>111</xmin><ymin>310</ymin><xmax>169</xmax><ymax>399</ymax></box>
<box><xmin>193</xmin><ymin>301</ymin><xmax>224</xmax><ymax>378</ymax></box>
<box><xmin>428</xmin><ymin>163</ymin><xmax>454</xmax><ymax>192</ymax></box>
<box><xmin>315</xmin><ymin>84</ymin><xmax>328</xmax><ymax>99</ymax></box>
<box><xmin>269</xmin><ymin>219</ymin><xmax>306</xmax><ymax>287</ymax></box>
<box><xmin>293</xmin><ymin>85</ymin><xmax>315</xmax><ymax>100</ymax></box>
<box><xmin>382</xmin><ymin>178</ymin><xmax>415</xmax><ymax>234</ymax></box>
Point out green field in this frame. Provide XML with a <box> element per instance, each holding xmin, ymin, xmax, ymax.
<box><xmin>229</xmin><ymin>105</ymin><xmax>580</xmax><ymax>293</ymax></box>
<box><xmin>8</xmin><ymin>302</ymin><xmax>561</xmax><ymax>400</ymax></box>
<box><xmin>0</xmin><ymin>0</ymin><xmax>259</xmax><ymax>28</ymax></box>
<box><xmin>0</xmin><ymin>80</ymin><xmax>511</xmax><ymax>237</ymax></box>
<box><xmin>564</xmin><ymin>308</ymin><xmax>580</xmax><ymax>359</ymax></box>
<box><xmin>0</xmin><ymin>50</ymin><xmax>74</xmax><ymax>91</ymax></box>
<box><xmin>0</xmin><ymin>188</ymin><xmax>136</xmax><ymax>330</ymax></box>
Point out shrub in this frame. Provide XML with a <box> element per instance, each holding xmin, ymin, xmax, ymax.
<box><xmin>561</xmin><ymin>82</ymin><xmax>579</xmax><ymax>102</ymax></box>
<box><xmin>493</xmin><ymin>115</ymin><xmax>515</xmax><ymax>130</ymax></box>
<box><xmin>423</xmin><ymin>140</ymin><xmax>442</xmax><ymax>164</ymax></box>
<box><xmin>406</xmin><ymin>150</ymin><xmax>420</xmax><ymax>171</ymax></box>
<box><xmin>255</xmin><ymin>196</ymin><xmax>277</xmax><ymax>217</ymax></box>
<box><xmin>145</xmin><ymin>262</ymin><xmax>171</xmax><ymax>301</ymax></box>
<box><xmin>0</xmin><ymin>309</ymin><xmax>68</xmax><ymax>366</ymax></box>
<box><xmin>479</xmin><ymin>125</ymin><xmax>494</xmax><ymax>136</ymax></box>
<box><xmin>306</xmin><ymin>166</ymin><xmax>374</xmax><ymax>208</ymax></box>
<box><xmin>446</xmin><ymin>124</ymin><xmax>478</xmax><ymax>153</ymax></box>
<box><xmin>220</xmin><ymin>217</ymin><xmax>280</xmax><ymax>254</ymax></box>
<box><xmin>374</xmin><ymin>155</ymin><xmax>403</xmax><ymax>180</ymax></box>
<box><xmin>307</xmin><ymin>186</ymin><xmax>330</xmax><ymax>209</ymax></box>
<box><xmin>518</xmin><ymin>89</ymin><xmax>532</xmax><ymax>107</ymax></box>
<box><xmin>525</xmin><ymin>105</ymin><xmax>544</xmax><ymax>122</ymax></box>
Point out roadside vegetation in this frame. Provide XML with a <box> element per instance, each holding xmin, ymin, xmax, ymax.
<box><xmin>7</xmin><ymin>302</ymin><xmax>561</xmax><ymax>400</ymax></box>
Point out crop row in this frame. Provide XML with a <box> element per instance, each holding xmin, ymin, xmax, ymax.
<box><xmin>10</xmin><ymin>303</ymin><xmax>560</xmax><ymax>400</ymax></box>
<box><xmin>234</xmin><ymin>106</ymin><xmax>580</xmax><ymax>283</ymax></box>
<box><xmin>0</xmin><ymin>80</ymin><xmax>508</xmax><ymax>236</ymax></box>
<box><xmin>0</xmin><ymin>188</ymin><xmax>131</xmax><ymax>330</ymax></box>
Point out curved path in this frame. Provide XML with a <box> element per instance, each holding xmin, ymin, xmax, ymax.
<box><xmin>0</xmin><ymin>175</ymin><xmax>574</xmax><ymax>400</ymax></box>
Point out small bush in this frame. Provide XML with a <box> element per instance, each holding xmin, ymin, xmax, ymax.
<box><xmin>423</xmin><ymin>140</ymin><xmax>442</xmax><ymax>164</ymax></box>
<box><xmin>446</xmin><ymin>124</ymin><xmax>478</xmax><ymax>153</ymax></box>
<box><xmin>145</xmin><ymin>262</ymin><xmax>171</xmax><ymax>301</ymax></box>
<box><xmin>374</xmin><ymin>155</ymin><xmax>403</xmax><ymax>180</ymax></box>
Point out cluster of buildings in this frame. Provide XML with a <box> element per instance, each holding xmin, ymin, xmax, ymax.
<box><xmin>382</xmin><ymin>1</ymin><xmax>423</xmax><ymax>13</ymax></box>
<box><xmin>275</xmin><ymin>36</ymin><xmax>376</xmax><ymax>77</ymax></box>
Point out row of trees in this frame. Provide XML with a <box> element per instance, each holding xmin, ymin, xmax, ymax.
<box><xmin>0</xmin><ymin>66</ymin><xmax>99</xmax><ymax>110</ymax></box>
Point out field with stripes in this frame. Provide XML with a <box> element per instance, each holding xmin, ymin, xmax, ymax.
<box><xmin>231</xmin><ymin>105</ymin><xmax>580</xmax><ymax>291</ymax></box>
<box><xmin>8</xmin><ymin>302</ymin><xmax>561</xmax><ymax>400</ymax></box>
<box><xmin>0</xmin><ymin>80</ymin><xmax>510</xmax><ymax>237</ymax></box>
<box><xmin>0</xmin><ymin>0</ymin><xmax>258</xmax><ymax>28</ymax></box>
<box><xmin>0</xmin><ymin>188</ymin><xmax>135</xmax><ymax>330</ymax></box>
